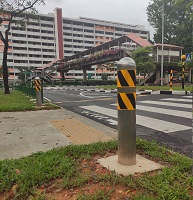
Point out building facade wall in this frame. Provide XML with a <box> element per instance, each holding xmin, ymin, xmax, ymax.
<box><xmin>0</xmin><ymin>8</ymin><xmax>150</xmax><ymax>80</ymax></box>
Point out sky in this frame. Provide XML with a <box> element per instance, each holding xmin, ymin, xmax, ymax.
<box><xmin>37</xmin><ymin>0</ymin><xmax>155</xmax><ymax>39</ymax></box>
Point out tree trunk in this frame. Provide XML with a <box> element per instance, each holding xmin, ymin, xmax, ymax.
<box><xmin>2</xmin><ymin>40</ymin><xmax>10</xmax><ymax>94</ymax></box>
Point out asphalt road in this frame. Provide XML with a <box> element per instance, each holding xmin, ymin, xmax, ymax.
<box><xmin>44</xmin><ymin>86</ymin><xmax>192</xmax><ymax>157</ymax></box>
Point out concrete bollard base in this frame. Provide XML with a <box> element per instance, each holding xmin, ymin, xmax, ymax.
<box><xmin>98</xmin><ymin>154</ymin><xmax>163</xmax><ymax>175</ymax></box>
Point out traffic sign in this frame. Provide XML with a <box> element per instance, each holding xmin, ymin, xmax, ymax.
<box><xmin>185</xmin><ymin>53</ymin><xmax>192</xmax><ymax>62</ymax></box>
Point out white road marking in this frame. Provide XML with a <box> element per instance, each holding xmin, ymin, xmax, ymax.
<box><xmin>163</xmin><ymin>98</ymin><xmax>192</xmax><ymax>103</ymax></box>
<box><xmin>139</xmin><ymin>100</ymin><xmax>191</xmax><ymax>109</ymax></box>
<box><xmin>80</xmin><ymin>105</ymin><xmax>191</xmax><ymax>133</ymax></box>
<box><xmin>137</xmin><ymin>105</ymin><xmax>191</xmax><ymax>119</ymax></box>
<box><xmin>182</xmin><ymin>96</ymin><xmax>192</xmax><ymax>98</ymax></box>
<box><xmin>80</xmin><ymin>92</ymin><xmax>93</xmax><ymax>98</ymax></box>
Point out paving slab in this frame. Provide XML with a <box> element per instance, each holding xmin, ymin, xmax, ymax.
<box><xmin>0</xmin><ymin>109</ymin><xmax>117</xmax><ymax>160</ymax></box>
<box><xmin>50</xmin><ymin>118</ymin><xmax>113</xmax><ymax>144</ymax></box>
<box><xmin>98</xmin><ymin>154</ymin><xmax>163</xmax><ymax>175</ymax></box>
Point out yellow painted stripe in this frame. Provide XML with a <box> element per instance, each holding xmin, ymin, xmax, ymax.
<box><xmin>118</xmin><ymin>93</ymin><xmax>136</xmax><ymax>110</ymax></box>
<box><xmin>117</xmin><ymin>78</ymin><xmax>121</xmax><ymax>87</ymax></box>
<box><xmin>35</xmin><ymin>86</ymin><xmax>41</xmax><ymax>91</ymax></box>
<box><xmin>117</xmin><ymin>100</ymin><xmax>120</xmax><ymax>110</ymax></box>
<box><xmin>122</xmin><ymin>70</ymin><xmax>136</xmax><ymax>87</ymax></box>
<box><xmin>35</xmin><ymin>80</ymin><xmax>40</xmax><ymax>86</ymax></box>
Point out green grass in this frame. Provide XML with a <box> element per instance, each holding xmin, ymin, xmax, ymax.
<box><xmin>0</xmin><ymin>90</ymin><xmax>60</xmax><ymax>112</ymax></box>
<box><xmin>97</xmin><ymin>85</ymin><xmax>192</xmax><ymax>91</ymax></box>
<box><xmin>0</xmin><ymin>139</ymin><xmax>192</xmax><ymax>199</ymax></box>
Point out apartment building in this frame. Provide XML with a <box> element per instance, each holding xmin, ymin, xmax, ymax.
<box><xmin>0</xmin><ymin>7</ymin><xmax>150</xmax><ymax>81</ymax></box>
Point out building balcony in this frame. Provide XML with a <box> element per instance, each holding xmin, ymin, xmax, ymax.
<box><xmin>26</xmin><ymin>31</ymin><xmax>41</xmax><ymax>36</ymax></box>
<box><xmin>27</xmin><ymin>38</ymin><xmax>42</xmax><ymax>43</ymax></box>
<box><xmin>40</xmin><ymin>26</ymin><xmax>54</xmax><ymax>31</ymax></box>
<box><xmin>13</xmin><ymin>63</ymin><xmax>29</xmax><ymax>67</ymax></box>
<box><xmin>64</xmin><ymin>29</ymin><xmax>73</xmax><ymax>33</ymax></box>
<box><xmin>72</xmin><ymin>36</ymin><xmax>84</xmax><ymax>40</ymax></box>
<box><xmin>71</xmin><ymin>24</ymin><xmax>84</xmax><ymax>29</ymax></box>
<box><xmin>39</xmin><ymin>20</ymin><xmax>54</xmax><ymax>25</ymax></box>
<box><xmin>27</xmin><ymin>44</ymin><xmax>42</xmax><ymax>49</ymax></box>
<box><xmin>12</xmin><ymin>50</ymin><xmax>28</xmax><ymax>54</ymax></box>
<box><xmin>11</xmin><ymin>36</ymin><xmax>27</xmax><ymax>41</ymax></box>
<box><xmin>11</xmin><ymin>29</ymin><xmax>26</xmax><ymax>34</ymax></box>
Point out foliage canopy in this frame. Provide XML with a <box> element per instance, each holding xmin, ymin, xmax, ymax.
<box><xmin>147</xmin><ymin>0</ymin><xmax>193</xmax><ymax>53</ymax></box>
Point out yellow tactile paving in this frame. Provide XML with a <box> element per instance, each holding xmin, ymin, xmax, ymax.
<box><xmin>50</xmin><ymin>118</ymin><xmax>113</xmax><ymax>145</ymax></box>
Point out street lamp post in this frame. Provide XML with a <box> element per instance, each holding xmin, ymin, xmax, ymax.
<box><xmin>161</xmin><ymin>1</ymin><xmax>164</xmax><ymax>86</ymax></box>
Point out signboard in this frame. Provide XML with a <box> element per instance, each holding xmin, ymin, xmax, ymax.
<box><xmin>185</xmin><ymin>53</ymin><xmax>192</xmax><ymax>62</ymax></box>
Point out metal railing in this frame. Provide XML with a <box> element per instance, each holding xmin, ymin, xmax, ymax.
<box><xmin>15</xmin><ymin>86</ymin><xmax>36</xmax><ymax>98</ymax></box>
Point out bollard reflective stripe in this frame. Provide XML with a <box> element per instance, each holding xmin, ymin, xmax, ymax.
<box><xmin>34</xmin><ymin>80</ymin><xmax>41</xmax><ymax>91</ymax></box>
<box><xmin>117</xmin><ymin>70</ymin><xmax>136</xmax><ymax>87</ymax></box>
<box><xmin>170</xmin><ymin>70</ymin><xmax>173</xmax><ymax>90</ymax></box>
<box><xmin>181</xmin><ymin>55</ymin><xmax>185</xmax><ymax>90</ymax></box>
<box><xmin>117</xmin><ymin>92</ymin><xmax>136</xmax><ymax>110</ymax></box>
<box><xmin>34</xmin><ymin>77</ymin><xmax>42</xmax><ymax>106</ymax></box>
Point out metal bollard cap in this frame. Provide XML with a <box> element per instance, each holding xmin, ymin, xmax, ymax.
<box><xmin>34</xmin><ymin>77</ymin><xmax>40</xmax><ymax>80</ymax></box>
<box><xmin>117</xmin><ymin>57</ymin><xmax>136</xmax><ymax>70</ymax></box>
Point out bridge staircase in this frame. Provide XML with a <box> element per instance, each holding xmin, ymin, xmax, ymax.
<box><xmin>139</xmin><ymin>69</ymin><xmax>157</xmax><ymax>86</ymax></box>
<box><xmin>26</xmin><ymin>59</ymin><xmax>62</xmax><ymax>83</ymax></box>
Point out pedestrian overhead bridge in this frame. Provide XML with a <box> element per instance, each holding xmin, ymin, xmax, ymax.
<box><xmin>36</xmin><ymin>34</ymin><xmax>151</xmax><ymax>81</ymax></box>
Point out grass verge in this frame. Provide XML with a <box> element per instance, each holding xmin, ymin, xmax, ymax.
<box><xmin>0</xmin><ymin>139</ymin><xmax>192</xmax><ymax>199</ymax></box>
<box><xmin>0</xmin><ymin>90</ymin><xmax>59</xmax><ymax>112</ymax></box>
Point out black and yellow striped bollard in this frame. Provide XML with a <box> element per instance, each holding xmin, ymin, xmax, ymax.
<box><xmin>34</xmin><ymin>77</ymin><xmax>42</xmax><ymax>106</ymax></box>
<box><xmin>117</xmin><ymin>57</ymin><xmax>136</xmax><ymax>166</ymax></box>
<box><xmin>170</xmin><ymin>70</ymin><xmax>173</xmax><ymax>90</ymax></box>
<box><xmin>181</xmin><ymin>55</ymin><xmax>186</xmax><ymax>90</ymax></box>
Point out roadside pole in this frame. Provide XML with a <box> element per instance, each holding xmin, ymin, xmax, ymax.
<box><xmin>34</xmin><ymin>77</ymin><xmax>42</xmax><ymax>106</ymax></box>
<box><xmin>170</xmin><ymin>70</ymin><xmax>173</xmax><ymax>90</ymax></box>
<box><xmin>117</xmin><ymin>57</ymin><xmax>136</xmax><ymax>166</ymax></box>
<box><xmin>181</xmin><ymin>55</ymin><xmax>186</xmax><ymax>90</ymax></box>
<box><xmin>41</xmin><ymin>78</ymin><xmax>44</xmax><ymax>104</ymax></box>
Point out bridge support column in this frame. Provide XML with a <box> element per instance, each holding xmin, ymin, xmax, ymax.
<box><xmin>155</xmin><ymin>69</ymin><xmax>160</xmax><ymax>85</ymax></box>
<box><xmin>83</xmin><ymin>68</ymin><xmax>87</xmax><ymax>81</ymax></box>
<box><xmin>61</xmin><ymin>72</ymin><xmax>65</xmax><ymax>81</ymax></box>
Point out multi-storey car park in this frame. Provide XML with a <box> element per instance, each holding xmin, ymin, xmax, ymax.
<box><xmin>0</xmin><ymin>7</ymin><xmax>150</xmax><ymax>81</ymax></box>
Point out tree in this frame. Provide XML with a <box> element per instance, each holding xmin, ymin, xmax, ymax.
<box><xmin>0</xmin><ymin>0</ymin><xmax>45</xmax><ymax>94</ymax></box>
<box><xmin>131</xmin><ymin>46</ymin><xmax>156</xmax><ymax>85</ymax></box>
<box><xmin>147</xmin><ymin>0</ymin><xmax>192</xmax><ymax>53</ymax></box>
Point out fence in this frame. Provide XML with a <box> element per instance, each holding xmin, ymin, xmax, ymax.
<box><xmin>14</xmin><ymin>86</ymin><xmax>36</xmax><ymax>98</ymax></box>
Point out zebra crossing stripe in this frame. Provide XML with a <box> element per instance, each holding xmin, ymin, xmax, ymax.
<box><xmin>117</xmin><ymin>93</ymin><xmax>136</xmax><ymax>110</ymax></box>
<box><xmin>80</xmin><ymin>105</ymin><xmax>191</xmax><ymax>133</ymax></box>
<box><xmin>182</xmin><ymin>96</ymin><xmax>192</xmax><ymax>98</ymax></box>
<box><xmin>163</xmin><ymin>98</ymin><xmax>192</xmax><ymax>103</ymax></box>
<box><xmin>137</xmin><ymin>105</ymin><xmax>191</xmax><ymax>119</ymax></box>
<box><xmin>140</xmin><ymin>100</ymin><xmax>191</xmax><ymax>109</ymax></box>
<box><xmin>117</xmin><ymin>70</ymin><xmax>136</xmax><ymax>87</ymax></box>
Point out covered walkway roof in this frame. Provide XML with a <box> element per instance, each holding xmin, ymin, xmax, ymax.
<box><xmin>63</xmin><ymin>34</ymin><xmax>152</xmax><ymax>62</ymax></box>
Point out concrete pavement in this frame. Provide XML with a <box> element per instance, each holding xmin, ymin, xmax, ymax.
<box><xmin>0</xmin><ymin>108</ymin><xmax>163</xmax><ymax>174</ymax></box>
<box><xmin>0</xmin><ymin>109</ymin><xmax>117</xmax><ymax>160</ymax></box>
